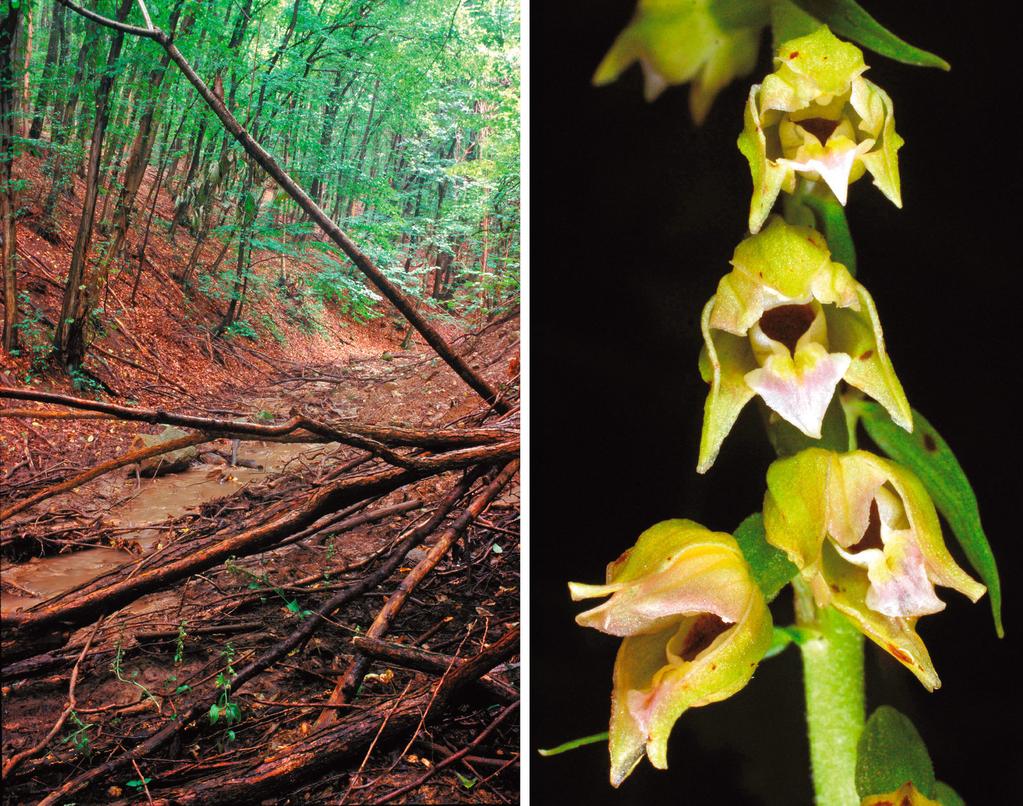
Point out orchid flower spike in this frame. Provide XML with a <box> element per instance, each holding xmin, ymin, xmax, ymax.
<box><xmin>593</xmin><ymin>0</ymin><xmax>768</xmax><ymax>123</ymax></box>
<box><xmin>697</xmin><ymin>216</ymin><xmax>911</xmax><ymax>473</ymax></box>
<box><xmin>739</xmin><ymin>25</ymin><xmax>903</xmax><ymax>233</ymax></box>
<box><xmin>764</xmin><ymin>449</ymin><xmax>986</xmax><ymax>691</ymax></box>
<box><xmin>569</xmin><ymin>519</ymin><xmax>772</xmax><ymax>786</ymax></box>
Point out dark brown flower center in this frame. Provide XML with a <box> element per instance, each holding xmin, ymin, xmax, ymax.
<box><xmin>759</xmin><ymin>304</ymin><xmax>817</xmax><ymax>353</ymax></box>
<box><xmin>679</xmin><ymin>614</ymin><xmax>730</xmax><ymax>662</ymax></box>
<box><xmin>849</xmin><ymin>498</ymin><xmax>884</xmax><ymax>553</ymax></box>
<box><xmin>796</xmin><ymin>117</ymin><xmax>841</xmax><ymax>145</ymax></box>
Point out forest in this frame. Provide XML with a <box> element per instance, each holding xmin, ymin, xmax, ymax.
<box><xmin>0</xmin><ymin>1</ymin><xmax>520</xmax><ymax>803</ymax></box>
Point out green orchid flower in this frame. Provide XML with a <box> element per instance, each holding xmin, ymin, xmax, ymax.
<box><xmin>593</xmin><ymin>0</ymin><xmax>768</xmax><ymax>123</ymax></box>
<box><xmin>569</xmin><ymin>519</ymin><xmax>772</xmax><ymax>786</ymax></box>
<box><xmin>764</xmin><ymin>449</ymin><xmax>986</xmax><ymax>691</ymax></box>
<box><xmin>697</xmin><ymin>216</ymin><xmax>910</xmax><ymax>473</ymax></box>
<box><xmin>738</xmin><ymin>25</ymin><xmax>903</xmax><ymax>233</ymax></box>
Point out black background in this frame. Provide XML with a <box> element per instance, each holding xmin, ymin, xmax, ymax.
<box><xmin>530</xmin><ymin>2</ymin><xmax>1021</xmax><ymax>803</ymax></box>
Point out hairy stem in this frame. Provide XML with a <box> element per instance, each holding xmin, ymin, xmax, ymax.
<box><xmin>795</xmin><ymin>578</ymin><xmax>865</xmax><ymax>806</ymax></box>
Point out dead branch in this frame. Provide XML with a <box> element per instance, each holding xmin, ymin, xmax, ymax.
<box><xmin>316</xmin><ymin>460</ymin><xmax>520</xmax><ymax>725</ymax></box>
<box><xmin>30</xmin><ymin>467</ymin><xmax>492</xmax><ymax>806</ymax></box>
<box><xmin>0</xmin><ymin>431</ymin><xmax>210</xmax><ymax>524</ymax></box>
<box><xmin>351</xmin><ymin>634</ymin><xmax>518</xmax><ymax>703</ymax></box>
<box><xmin>376</xmin><ymin>700</ymin><xmax>519</xmax><ymax>803</ymax></box>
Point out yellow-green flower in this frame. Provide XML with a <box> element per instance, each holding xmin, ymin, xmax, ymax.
<box><xmin>698</xmin><ymin>217</ymin><xmax>910</xmax><ymax>472</ymax></box>
<box><xmin>570</xmin><ymin>519</ymin><xmax>772</xmax><ymax>785</ymax></box>
<box><xmin>593</xmin><ymin>0</ymin><xmax>768</xmax><ymax>123</ymax></box>
<box><xmin>738</xmin><ymin>26</ymin><xmax>903</xmax><ymax>233</ymax></box>
<box><xmin>764</xmin><ymin>449</ymin><xmax>986</xmax><ymax>690</ymax></box>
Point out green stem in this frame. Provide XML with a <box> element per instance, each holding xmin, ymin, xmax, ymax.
<box><xmin>795</xmin><ymin>578</ymin><xmax>865</xmax><ymax>806</ymax></box>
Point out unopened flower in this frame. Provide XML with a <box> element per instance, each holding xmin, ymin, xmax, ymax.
<box><xmin>593</xmin><ymin>0</ymin><xmax>768</xmax><ymax>123</ymax></box>
<box><xmin>738</xmin><ymin>26</ymin><xmax>903</xmax><ymax>233</ymax></box>
<box><xmin>764</xmin><ymin>449</ymin><xmax>986</xmax><ymax>690</ymax></box>
<box><xmin>697</xmin><ymin>216</ymin><xmax>910</xmax><ymax>472</ymax></box>
<box><xmin>861</xmin><ymin>783</ymin><xmax>940</xmax><ymax>806</ymax></box>
<box><xmin>569</xmin><ymin>519</ymin><xmax>772</xmax><ymax>785</ymax></box>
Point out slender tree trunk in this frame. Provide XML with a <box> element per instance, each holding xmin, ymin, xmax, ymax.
<box><xmin>39</xmin><ymin>17</ymin><xmax>97</xmax><ymax>240</ymax></box>
<box><xmin>53</xmin><ymin>0</ymin><xmax>133</xmax><ymax>370</ymax></box>
<box><xmin>345</xmin><ymin>78</ymin><xmax>380</xmax><ymax>219</ymax></box>
<box><xmin>107</xmin><ymin>2</ymin><xmax>184</xmax><ymax>262</ymax></box>
<box><xmin>1</xmin><ymin>7</ymin><xmax>21</xmax><ymax>353</ymax></box>
<box><xmin>28</xmin><ymin>2</ymin><xmax>65</xmax><ymax>141</ymax></box>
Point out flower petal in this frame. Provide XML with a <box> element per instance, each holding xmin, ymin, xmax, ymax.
<box><xmin>851</xmin><ymin>76</ymin><xmax>904</xmax><ymax>207</ymax></box>
<box><xmin>825</xmin><ymin>284</ymin><xmax>913</xmax><ymax>432</ymax></box>
<box><xmin>745</xmin><ymin>344</ymin><xmax>851</xmax><ymax>438</ymax></box>
<box><xmin>820</xmin><ymin>540</ymin><xmax>941</xmax><ymax>690</ymax></box>
<box><xmin>698</xmin><ymin>299</ymin><xmax>758</xmax><ymax>473</ymax></box>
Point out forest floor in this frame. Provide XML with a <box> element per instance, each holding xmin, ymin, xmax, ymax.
<box><xmin>0</xmin><ymin>155</ymin><xmax>520</xmax><ymax>803</ymax></box>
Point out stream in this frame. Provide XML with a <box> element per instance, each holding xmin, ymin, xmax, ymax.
<box><xmin>0</xmin><ymin>440</ymin><xmax>325</xmax><ymax>617</ymax></box>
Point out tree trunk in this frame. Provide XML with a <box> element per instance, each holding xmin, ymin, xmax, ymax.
<box><xmin>39</xmin><ymin>17</ymin><xmax>97</xmax><ymax>240</ymax></box>
<box><xmin>52</xmin><ymin>0</ymin><xmax>134</xmax><ymax>370</ymax></box>
<box><xmin>28</xmin><ymin>1</ymin><xmax>64</xmax><ymax>141</ymax></box>
<box><xmin>1</xmin><ymin>7</ymin><xmax>21</xmax><ymax>353</ymax></box>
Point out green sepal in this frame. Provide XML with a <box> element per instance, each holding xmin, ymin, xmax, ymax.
<box><xmin>787</xmin><ymin>0</ymin><xmax>949</xmax><ymax>70</ymax></box>
<box><xmin>732</xmin><ymin>513</ymin><xmax>798</xmax><ymax>602</ymax></box>
<box><xmin>855</xmin><ymin>705</ymin><xmax>935</xmax><ymax>798</ymax></box>
<box><xmin>933</xmin><ymin>782</ymin><xmax>966</xmax><ymax>806</ymax></box>
<box><xmin>858</xmin><ymin>402</ymin><xmax>1003</xmax><ymax>637</ymax></box>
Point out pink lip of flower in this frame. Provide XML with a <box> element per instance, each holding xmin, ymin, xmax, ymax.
<box><xmin>739</xmin><ymin>26</ymin><xmax>904</xmax><ymax>234</ymax></box>
<box><xmin>569</xmin><ymin>519</ymin><xmax>772</xmax><ymax>785</ymax></box>
<box><xmin>697</xmin><ymin>217</ymin><xmax>911</xmax><ymax>473</ymax></box>
<box><xmin>764</xmin><ymin>449</ymin><xmax>986</xmax><ymax>691</ymax></box>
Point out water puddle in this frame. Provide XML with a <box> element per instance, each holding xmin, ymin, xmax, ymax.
<box><xmin>1</xmin><ymin>440</ymin><xmax>325</xmax><ymax>617</ymax></box>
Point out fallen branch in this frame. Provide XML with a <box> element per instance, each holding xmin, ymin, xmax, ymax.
<box><xmin>2</xmin><ymin>442</ymin><xmax>516</xmax><ymax>641</ymax></box>
<box><xmin>32</xmin><ymin>467</ymin><xmax>491</xmax><ymax>805</ymax></box>
<box><xmin>150</xmin><ymin>628</ymin><xmax>520</xmax><ymax>805</ymax></box>
<box><xmin>0</xmin><ymin>432</ymin><xmax>210</xmax><ymax>524</ymax></box>
<box><xmin>351</xmin><ymin>634</ymin><xmax>518</xmax><ymax>703</ymax></box>
<box><xmin>0</xmin><ymin>386</ymin><xmax>513</xmax><ymax>449</ymax></box>
<box><xmin>316</xmin><ymin>460</ymin><xmax>520</xmax><ymax>725</ymax></box>
<box><xmin>376</xmin><ymin>700</ymin><xmax>519</xmax><ymax>803</ymax></box>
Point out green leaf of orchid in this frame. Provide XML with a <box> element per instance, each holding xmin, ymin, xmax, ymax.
<box><xmin>858</xmin><ymin>402</ymin><xmax>1003</xmax><ymax>637</ymax></box>
<box><xmin>855</xmin><ymin>706</ymin><xmax>935</xmax><ymax>798</ymax></box>
<box><xmin>787</xmin><ymin>0</ymin><xmax>950</xmax><ymax>70</ymax></box>
<box><xmin>800</xmin><ymin>192</ymin><xmax>856</xmax><ymax>276</ymax></box>
<box><xmin>537</xmin><ymin>731</ymin><xmax>609</xmax><ymax>757</ymax></box>
<box><xmin>732</xmin><ymin>513</ymin><xmax>798</xmax><ymax>602</ymax></box>
<box><xmin>933</xmin><ymin>781</ymin><xmax>966</xmax><ymax>806</ymax></box>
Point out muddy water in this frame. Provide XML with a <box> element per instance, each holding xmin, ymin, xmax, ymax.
<box><xmin>1</xmin><ymin>440</ymin><xmax>325</xmax><ymax>616</ymax></box>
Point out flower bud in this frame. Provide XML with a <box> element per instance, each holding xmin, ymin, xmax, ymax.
<box><xmin>698</xmin><ymin>216</ymin><xmax>910</xmax><ymax>472</ymax></box>
<box><xmin>764</xmin><ymin>449</ymin><xmax>986</xmax><ymax>690</ymax></box>
<box><xmin>570</xmin><ymin>519</ymin><xmax>772</xmax><ymax>785</ymax></box>
<box><xmin>593</xmin><ymin>0</ymin><xmax>768</xmax><ymax>123</ymax></box>
<box><xmin>738</xmin><ymin>26</ymin><xmax>903</xmax><ymax>233</ymax></box>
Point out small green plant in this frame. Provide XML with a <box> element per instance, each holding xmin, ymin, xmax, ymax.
<box><xmin>68</xmin><ymin>365</ymin><xmax>104</xmax><ymax>396</ymax></box>
<box><xmin>10</xmin><ymin>292</ymin><xmax>51</xmax><ymax>382</ymax></box>
<box><xmin>60</xmin><ymin>710</ymin><xmax>94</xmax><ymax>757</ymax></box>
<box><xmin>222</xmin><ymin>319</ymin><xmax>258</xmax><ymax>340</ymax></box>
<box><xmin>174</xmin><ymin>621</ymin><xmax>188</xmax><ymax>665</ymax></box>
<box><xmin>209</xmin><ymin>642</ymin><xmax>242</xmax><ymax>727</ymax></box>
<box><xmin>111</xmin><ymin>642</ymin><xmax>160</xmax><ymax>710</ymax></box>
